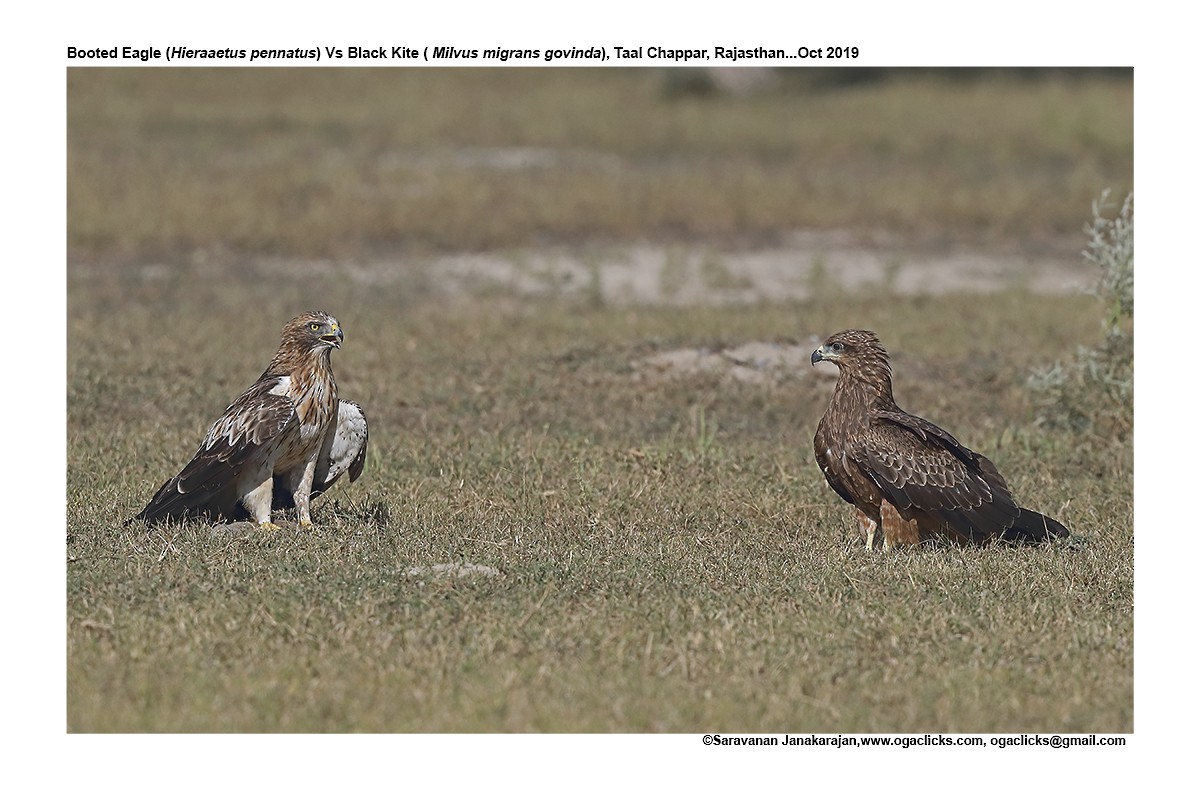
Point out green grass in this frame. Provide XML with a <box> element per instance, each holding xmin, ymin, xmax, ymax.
<box><xmin>66</xmin><ymin>68</ymin><xmax>1132</xmax><ymax>732</ymax></box>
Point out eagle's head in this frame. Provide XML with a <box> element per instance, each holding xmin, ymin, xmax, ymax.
<box><xmin>284</xmin><ymin>311</ymin><xmax>344</xmax><ymax>351</ymax></box>
<box><xmin>811</xmin><ymin>329</ymin><xmax>888</xmax><ymax>369</ymax></box>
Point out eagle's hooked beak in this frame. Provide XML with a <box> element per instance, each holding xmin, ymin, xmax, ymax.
<box><xmin>811</xmin><ymin>346</ymin><xmax>826</xmax><ymax>366</ymax></box>
<box><xmin>321</xmin><ymin>325</ymin><xmax>343</xmax><ymax>349</ymax></box>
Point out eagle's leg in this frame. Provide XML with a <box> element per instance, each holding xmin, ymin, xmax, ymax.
<box><xmin>241</xmin><ymin>470</ymin><xmax>279</xmax><ymax>530</ymax></box>
<box><xmin>286</xmin><ymin>457</ymin><xmax>320</xmax><ymax>527</ymax></box>
<box><xmin>880</xmin><ymin>500</ymin><xmax>921</xmax><ymax>549</ymax></box>
<box><xmin>855</xmin><ymin>508</ymin><xmax>880</xmax><ymax>551</ymax></box>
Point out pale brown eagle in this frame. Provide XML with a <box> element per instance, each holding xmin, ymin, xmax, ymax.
<box><xmin>133</xmin><ymin>311</ymin><xmax>368</xmax><ymax>528</ymax></box>
<box><xmin>811</xmin><ymin>329</ymin><xmax>1068</xmax><ymax>549</ymax></box>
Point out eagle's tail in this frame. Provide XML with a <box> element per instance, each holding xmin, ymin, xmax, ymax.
<box><xmin>126</xmin><ymin>472</ymin><xmax>237</xmax><ymax>526</ymax></box>
<box><xmin>1000</xmin><ymin>507</ymin><xmax>1070</xmax><ymax>544</ymax></box>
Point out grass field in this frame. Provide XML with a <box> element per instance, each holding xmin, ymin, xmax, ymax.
<box><xmin>66</xmin><ymin>68</ymin><xmax>1132</xmax><ymax>733</ymax></box>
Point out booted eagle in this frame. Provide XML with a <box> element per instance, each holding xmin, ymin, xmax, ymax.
<box><xmin>134</xmin><ymin>311</ymin><xmax>368</xmax><ymax>528</ymax></box>
<box><xmin>811</xmin><ymin>329</ymin><xmax>1068</xmax><ymax>549</ymax></box>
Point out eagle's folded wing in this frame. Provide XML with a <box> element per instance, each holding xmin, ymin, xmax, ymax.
<box><xmin>136</xmin><ymin>389</ymin><xmax>297</xmax><ymax>523</ymax></box>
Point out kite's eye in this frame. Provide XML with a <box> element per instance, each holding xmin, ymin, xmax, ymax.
<box><xmin>830</xmin><ymin>341</ymin><xmax>845</xmax><ymax>353</ymax></box>
<box><xmin>309</xmin><ymin>323</ymin><xmax>320</xmax><ymax>332</ymax></box>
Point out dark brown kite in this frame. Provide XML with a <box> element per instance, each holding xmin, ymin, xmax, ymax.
<box><xmin>811</xmin><ymin>329</ymin><xmax>1068</xmax><ymax>548</ymax></box>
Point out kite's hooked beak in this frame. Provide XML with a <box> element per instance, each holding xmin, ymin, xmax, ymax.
<box><xmin>812</xmin><ymin>340</ymin><xmax>845</xmax><ymax>366</ymax></box>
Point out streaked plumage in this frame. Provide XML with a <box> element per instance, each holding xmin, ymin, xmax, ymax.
<box><xmin>133</xmin><ymin>311</ymin><xmax>368</xmax><ymax>528</ymax></box>
<box><xmin>811</xmin><ymin>329</ymin><xmax>1069</xmax><ymax>549</ymax></box>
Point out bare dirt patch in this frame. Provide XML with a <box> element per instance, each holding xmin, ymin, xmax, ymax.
<box><xmin>404</xmin><ymin>563</ymin><xmax>502</xmax><ymax>580</ymax></box>
<box><xmin>86</xmin><ymin>230</ymin><xmax>1092</xmax><ymax>309</ymax></box>
<box><xmin>632</xmin><ymin>339</ymin><xmax>835</xmax><ymax>385</ymax></box>
<box><xmin>419</xmin><ymin>232</ymin><xmax>1089</xmax><ymax>306</ymax></box>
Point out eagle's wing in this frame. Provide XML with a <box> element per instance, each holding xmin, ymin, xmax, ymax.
<box><xmin>852</xmin><ymin>409</ymin><xmax>1019</xmax><ymax>540</ymax></box>
<box><xmin>312</xmin><ymin>399</ymin><xmax>369</xmax><ymax>496</ymax></box>
<box><xmin>135</xmin><ymin>385</ymin><xmax>298</xmax><ymax>523</ymax></box>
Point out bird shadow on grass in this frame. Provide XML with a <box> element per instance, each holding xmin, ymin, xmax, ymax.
<box><xmin>312</xmin><ymin>495</ymin><xmax>392</xmax><ymax>528</ymax></box>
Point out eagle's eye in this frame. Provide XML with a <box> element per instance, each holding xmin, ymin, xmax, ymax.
<box><xmin>830</xmin><ymin>341</ymin><xmax>845</xmax><ymax>353</ymax></box>
<box><xmin>309</xmin><ymin>323</ymin><xmax>321</xmax><ymax>332</ymax></box>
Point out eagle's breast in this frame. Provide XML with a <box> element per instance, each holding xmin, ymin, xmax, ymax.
<box><xmin>273</xmin><ymin>362</ymin><xmax>338</xmax><ymax>471</ymax></box>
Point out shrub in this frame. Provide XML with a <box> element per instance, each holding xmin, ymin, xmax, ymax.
<box><xmin>1028</xmin><ymin>191</ymin><xmax>1133</xmax><ymax>439</ymax></box>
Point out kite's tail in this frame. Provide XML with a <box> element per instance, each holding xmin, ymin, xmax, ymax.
<box><xmin>1000</xmin><ymin>507</ymin><xmax>1070</xmax><ymax>544</ymax></box>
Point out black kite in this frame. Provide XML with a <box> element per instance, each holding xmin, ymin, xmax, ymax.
<box><xmin>811</xmin><ymin>329</ymin><xmax>1068</xmax><ymax>548</ymax></box>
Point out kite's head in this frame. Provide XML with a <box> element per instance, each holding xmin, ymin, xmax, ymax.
<box><xmin>811</xmin><ymin>329</ymin><xmax>886</xmax><ymax>368</ymax></box>
<box><xmin>286</xmin><ymin>311</ymin><xmax>344</xmax><ymax>351</ymax></box>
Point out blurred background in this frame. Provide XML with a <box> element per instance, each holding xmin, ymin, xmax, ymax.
<box><xmin>68</xmin><ymin>67</ymin><xmax>1132</xmax><ymax>314</ymax></box>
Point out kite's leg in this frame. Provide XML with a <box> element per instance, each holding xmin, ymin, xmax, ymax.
<box><xmin>880</xmin><ymin>500</ymin><xmax>921</xmax><ymax>549</ymax></box>
<box><xmin>855</xmin><ymin>508</ymin><xmax>879</xmax><ymax>551</ymax></box>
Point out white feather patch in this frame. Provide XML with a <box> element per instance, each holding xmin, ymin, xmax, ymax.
<box><xmin>312</xmin><ymin>400</ymin><xmax>368</xmax><ymax>490</ymax></box>
<box><xmin>267</xmin><ymin>376</ymin><xmax>292</xmax><ymax>396</ymax></box>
